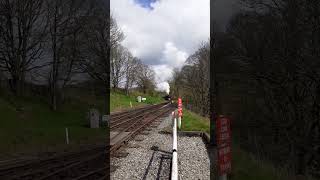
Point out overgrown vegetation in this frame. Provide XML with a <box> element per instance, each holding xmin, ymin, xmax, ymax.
<box><xmin>171</xmin><ymin>0</ymin><xmax>320</xmax><ymax>178</ymax></box>
<box><xmin>180</xmin><ymin>110</ymin><xmax>294</xmax><ymax>180</ymax></box>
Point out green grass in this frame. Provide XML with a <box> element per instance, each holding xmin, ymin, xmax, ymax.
<box><xmin>110</xmin><ymin>91</ymin><xmax>142</xmax><ymax>112</ymax></box>
<box><xmin>0</xmin><ymin>95</ymin><xmax>105</xmax><ymax>157</ymax></box>
<box><xmin>180</xmin><ymin>109</ymin><xmax>210</xmax><ymax>133</ymax></box>
<box><xmin>110</xmin><ymin>91</ymin><xmax>164</xmax><ymax>112</ymax></box>
<box><xmin>0</xmin><ymin>89</ymin><xmax>164</xmax><ymax>156</ymax></box>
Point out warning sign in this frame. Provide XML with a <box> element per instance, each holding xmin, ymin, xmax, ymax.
<box><xmin>216</xmin><ymin>116</ymin><xmax>231</xmax><ymax>175</ymax></box>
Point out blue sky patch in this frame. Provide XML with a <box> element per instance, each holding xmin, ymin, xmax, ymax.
<box><xmin>134</xmin><ymin>0</ymin><xmax>157</xmax><ymax>10</ymax></box>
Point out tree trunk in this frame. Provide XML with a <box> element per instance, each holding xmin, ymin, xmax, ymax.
<box><xmin>104</xmin><ymin>83</ymin><xmax>109</xmax><ymax>114</ymax></box>
<box><xmin>297</xmin><ymin>148</ymin><xmax>306</xmax><ymax>175</ymax></box>
<box><xmin>10</xmin><ymin>71</ymin><xmax>24</xmax><ymax>96</ymax></box>
<box><xmin>51</xmin><ymin>2</ymin><xmax>58</xmax><ymax>111</ymax></box>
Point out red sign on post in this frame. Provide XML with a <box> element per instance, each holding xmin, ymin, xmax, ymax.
<box><xmin>216</xmin><ymin>116</ymin><xmax>231</xmax><ymax>175</ymax></box>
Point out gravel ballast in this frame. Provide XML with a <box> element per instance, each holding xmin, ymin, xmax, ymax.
<box><xmin>178</xmin><ymin>136</ymin><xmax>210</xmax><ymax>179</ymax></box>
<box><xmin>111</xmin><ymin>114</ymin><xmax>210</xmax><ymax>180</ymax></box>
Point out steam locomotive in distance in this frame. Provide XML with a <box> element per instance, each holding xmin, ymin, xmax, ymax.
<box><xmin>163</xmin><ymin>95</ymin><xmax>171</xmax><ymax>101</ymax></box>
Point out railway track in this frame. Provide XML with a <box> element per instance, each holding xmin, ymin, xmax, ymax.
<box><xmin>0</xmin><ymin>146</ymin><xmax>106</xmax><ymax>180</ymax></box>
<box><xmin>110</xmin><ymin>102</ymin><xmax>169</xmax><ymax>129</ymax></box>
<box><xmin>110</xmin><ymin>102</ymin><xmax>168</xmax><ymax>124</ymax></box>
<box><xmin>110</xmin><ymin>102</ymin><xmax>173</xmax><ymax>154</ymax></box>
<box><xmin>0</xmin><ymin>102</ymin><xmax>172</xmax><ymax>179</ymax></box>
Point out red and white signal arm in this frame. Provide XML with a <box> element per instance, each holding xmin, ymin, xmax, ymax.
<box><xmin>178</xmin><ymin>98</ymin><xmax>182</xmax><ymax>116</ymax></box>
<box><xmin>178</xmin><ymin>98</ymin><xmax>182</xmax><ymax>107</ymax></box>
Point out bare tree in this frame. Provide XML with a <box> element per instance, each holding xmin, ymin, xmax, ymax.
<box><xmin>110</xmin><ymin>14</ymin><xmax>124</xmax><ymax>49</ymax></box>
<box><xmin>168</xmin><ymin>68</ymin><xmax>182</xmax><ymax>98</ymax></box>
<box><xmin>0</xmin><ymin>0</ymin><xmax>47</xmax><ymax>95</ymax></box>
<box><xmin>45</xmin><ymin>0</ymin><xmax>86</xmax><ymax>110</ymax></box>
<box><xmin>170</xmin><ymin>42</ymin><xmax>210</xmax><ymax>116</ymax></box>
<box><xmin>110</xmin><ymin>44</ymin><xmax>126</xmax><ymax>89</ymax></box>
<box><xmin>136</xmin><ymin>63</ymin><xmax>155</xmax><ymax>94</ymax></box>
<box><xmin>110</xmin><ymin>14</ymin><xmax>125</xmax><ymax>89</ymax></box>
<box><xmin>79</xmin><ymin>2</ymin><xmax>111</xmax><ymax>113</ymax></box>
<box><xmin>124</xmin><ymin>56</ymin><xmax>140</xmax><ymax>95</ymax></box>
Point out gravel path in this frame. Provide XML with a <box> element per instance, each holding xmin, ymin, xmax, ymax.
<box><xmin>178</xmin><ymin>136</ymin><xmax>210</xmax><ymax>179</ymax></box>
<box><xmin>111</xmin><ymin>114</ymin><xmax>210</xmax><ymax>180</ymax></box>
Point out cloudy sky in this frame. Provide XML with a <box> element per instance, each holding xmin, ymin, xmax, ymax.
<box><xmin>111</xmin><ymin>0</ymin><xmax>238</xmax><ymax>93</ymax></box>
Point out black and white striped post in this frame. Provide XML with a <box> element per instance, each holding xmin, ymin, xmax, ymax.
<box><xmin>171</xmin><ymin>111</ymin><xmax>178</xmax><ymax>180</ymax></box>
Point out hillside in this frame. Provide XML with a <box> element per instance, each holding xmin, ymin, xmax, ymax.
<box><xmin>0</xmin><ymin>92</ymin><xmax>105</xmax><ymax>157</ymax></box>
<box><xmin>0</xmin><ymin>89</ymin><xmax>166</xmax><ymax>157</ymax></box>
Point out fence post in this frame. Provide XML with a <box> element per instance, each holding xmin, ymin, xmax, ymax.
<box><xmin>65</xmin><ymin>127</ymin><xmax>69</xmax><ymax>145</ymax></box>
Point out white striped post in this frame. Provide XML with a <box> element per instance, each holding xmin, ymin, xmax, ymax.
<box><xmin>171</xmin><ymin>111</ymin><xmax>178</xmax><ymax>180</ymax></box>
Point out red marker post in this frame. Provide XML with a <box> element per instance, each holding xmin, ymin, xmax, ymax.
<box><xmin>177</xmin><ymin>98</ymin><xmax>182</xmax><ymax>129</ymax></box>
<box><xmin>216</xmin><ymin>115</ymin><xmax>231</xmax><ymax>179</ymax></box>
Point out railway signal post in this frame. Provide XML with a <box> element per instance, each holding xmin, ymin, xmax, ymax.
<box><xmin>177</xmin><ymin>97</ymin><xmax>182</xmax><ymax>129</ymax></box>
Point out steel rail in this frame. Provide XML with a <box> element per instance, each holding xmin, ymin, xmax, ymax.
<box><xmin>110</xmin><ymin>102</ymin><xmax>168</xmax><ymax>125</ymax></box>
<box><xmin>0</xmin><ymin>146</ymin><xmax>105</xmax><ymax>177</ymax></box>
<box><xmin>36</xmin><ymin>152</ymin><xmax>105</xmax><ymax>180</ymax></box>
<box><xmin>110</xmin><ymin>104</ymin><xmax>170</xmax><ymax>141</ymax></box>
<box><xmin>110</xmin><ymin>106</ymin><xmax>172</xmax><ymax>154</ymax></box>
<box><xmin>110</xmin><ymin>102</ymin><xmax>168</xmax><ymax>121</ymax></box>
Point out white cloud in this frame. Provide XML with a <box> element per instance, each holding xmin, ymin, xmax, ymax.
<box><xmin>161</xmin><ymin>42</ymin><xmax>188</xmax><ymax>68</ymax></box>
<box><xmin>111</xmin><ymin>0</ymin><xmax>209</xmax><ymax>91</ymax></box>
<box><xmin>153</xmin><ymin>64</ymin><xmax>172</xmax><ymax>83</ymax></box>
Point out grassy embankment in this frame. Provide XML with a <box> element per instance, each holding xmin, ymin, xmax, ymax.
<box><xmin>181</xmin><ymin>109</ymin><xmax>295</xmax><ymax>180</ymax></box>
<box><xmin>110</xmin><ymin>90</ymin><xmax>165</xmax><ymax>112</ymax></box>
<box><xmin>0</xmin><ymin>90</ymin><xmax>164</xmax><ymax>157</ymax></box>
<box><xmin>180</xmin><ymin>110</ymin><xmax>210</xmax><ymax>133</ymax></box>
<box><xmin>0</xmin><ymin>94</ymin><xmax>106</xmax><ymax>157</ymax></box>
